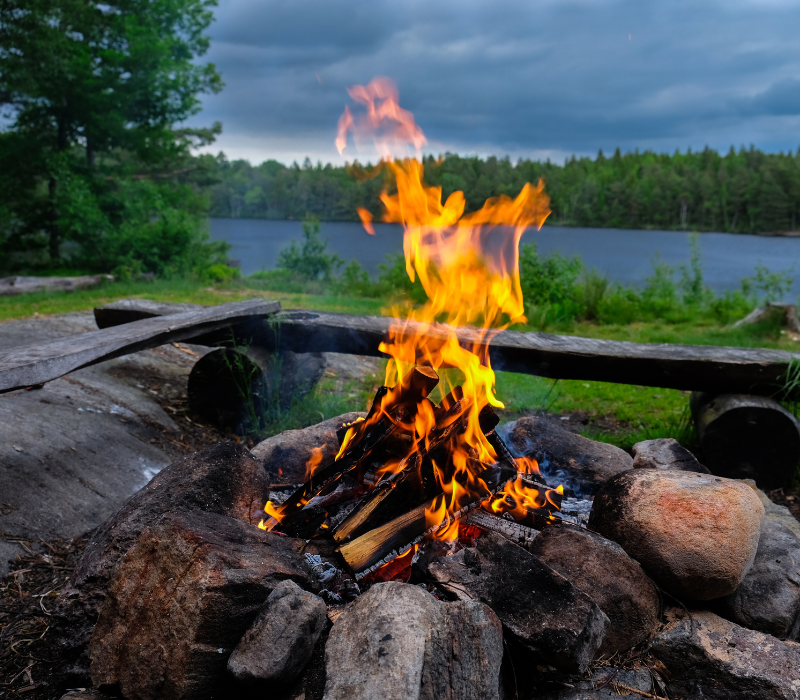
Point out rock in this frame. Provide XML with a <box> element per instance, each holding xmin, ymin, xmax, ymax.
<box><xmin>528</xmin><ymin>522</ymin><xmax>660</xmax><ymax>657</ymax></box>
<box><xmin>89</xmin><ymin>510</ymin><xmax>310</xmax><ymax>700</ymax></box>
<box><xmin>539</xmin><ymin>668</ymin><xmax>655</xmax><ymax>699</ymax></box>
<box><xmin>588</xmin><ymin>469</ymin><xmax>764</xmax><ymax>600</ymax></box>
<box><xmin>53</xmin><ymin>441</ymin><xmax>271</xmax><ymax>676</ymax></box>
<box><xmin>0</xmin><ymin>540</ymin><xmax>23</xmax><ymax>577</ymax></box>
<box><xmin>650</xmin><ymin>609</ymin><xmax>800</xmax><ymax>699</ymax></box>
<box><xmin>716</xmin><ymin>519</ymin><xmax>800</xmax><ymax>640</ymax></box>
<box><xmin>632</xmin><ymin>438</ymin><xmax>711</xmax><ymax>473</ymax></box>
<box><xmin>251</xmin><ymin>411</ymin><xmax>367</xmax><ymax>483</ymax></box>
<box><xmin>428</xmin><ymin>531</ymin><xmax>609</xmax><ymax>673</ymax></box>
<box><xmin>498</xmin><ymin>416</ymin><xmax>633</xmax><ymax>496</ymax></box>
<box><xmin>323</xmin><ymin>581</ymin><xmax>503</xmax><ymax>700</ymax></box>
<box><xmin>744</xmin><ymin>480</ymin><xmax>800</xmax><ymax>540</ymax></box>
<box><xmin>228</xmin><ymin>580</ymin><xmax>327</xmax><ymax>687</ymax></box>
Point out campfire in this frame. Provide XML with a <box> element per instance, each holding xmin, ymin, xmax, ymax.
<box><xmin>258</xmin><ymin>77</ymin><xmax>561</xmax><ymax>584</ymax></box>
<box><xmin>43</xmin><ymin>78</ymin><xmax>798</xmax><ymax>700</ymax></box>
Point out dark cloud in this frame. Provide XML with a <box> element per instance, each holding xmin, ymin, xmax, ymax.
<box><xmin>192</xmin><ymin>0</ymin><xmax>800</xmax><ymax>163</ymax></box>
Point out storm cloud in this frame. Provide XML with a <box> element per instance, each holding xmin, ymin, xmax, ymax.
<box><xmin>192</xmin><ymin>0</ymin><xmax>800</xmax><ymax>164</ymax></box>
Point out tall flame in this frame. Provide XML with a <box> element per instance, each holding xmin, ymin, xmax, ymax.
<box><xmin>337</xmin><ymin>78</ymin><xmax>551</xmax><ymax>538</ymax></box>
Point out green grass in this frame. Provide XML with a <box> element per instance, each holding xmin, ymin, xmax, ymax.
<box><xmin>3</xmin><ymin>277</ymin><xmax>798</xmax><ymax>453</ymax></box>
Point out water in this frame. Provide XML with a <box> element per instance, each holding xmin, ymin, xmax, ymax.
<box><xmin>209</xmin><ymin>219</ymin><xmax>800</xmax><ymax>299</ymax></box>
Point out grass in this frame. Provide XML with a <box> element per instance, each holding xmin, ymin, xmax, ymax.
<box><xmin>3</xmin><ymin>276</ymin><xmax>798</xmax><ymax>452</ymax></box>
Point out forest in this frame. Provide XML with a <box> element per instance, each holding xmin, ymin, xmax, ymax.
<box><xmin>207</xmin><ymin>147</ymin><xmax>800</xmax><ymax>235</ymax></box>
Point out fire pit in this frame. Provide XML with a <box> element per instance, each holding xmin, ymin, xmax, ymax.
<box><xmin>44</xmin><ymin>79</ymin><xmax>800</xmax><ymax>700</ymax></box>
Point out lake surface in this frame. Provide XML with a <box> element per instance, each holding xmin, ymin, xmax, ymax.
<box><xmin>209</xmin><ymin>219</ymin><xmax>800</xmax><ymax>300</ymax></box>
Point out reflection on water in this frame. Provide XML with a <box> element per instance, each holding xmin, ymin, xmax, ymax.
<box><xmin>209</xmin><ymin>219</ymin><xmax>800</xmax><ymax>299</ymax></box>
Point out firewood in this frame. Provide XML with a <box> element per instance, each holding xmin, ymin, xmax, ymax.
<box><xmin>338</xmin><ymin>461</ymin><xmax>517</xmax><ymax>579</ymax></box>
<box><xmin>462</xmin><ymin>509</ymin><xmax>540</xmax><ymax>549</ymax></box>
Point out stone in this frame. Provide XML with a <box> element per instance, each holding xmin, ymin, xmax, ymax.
<box><xmin>632</xmin><ymin>438</ymin><xmax>711</xmax><ymax>473</ymax></box>
<box><xmin>228</xmin><ymin>580</ymin><xmax>327</xmax><ymax>687</ymax></box>
<box><xmin>89</xmin><ymin>510</ymin><xmax>310</xmax><ymax>700</ymax></box>
<box><xmin>716</xmin><ymin>519</ymin><xmax>800</xmax><ymax>640</ymax></box>
<box><xmin>539</xmin><ymin>668</ymin><xmax>655</xmax><ymax>699</ymax></box>
<box><xmin>251</xmin><ymin>411</ymin><xmax>367</xmax><ymax>483</ymax></box>
<box><xmin>650</xmin><ymin>610</ymin><xmax>800</xmax><ymax>699</ymax></box>
<box><xmin>528</xmin><ymin>522</ymin><xmax>660</xmax><ymax>656</ymax></box>
<box><xmin>53</xmin><ymin>441</ymin><xmax>272</xmax><ymax>676</ymax></box>
<box><xmin>498</xmin><ymin>416</ymin><xmax>632</xmax><ymax>496</ymax></box>
<box><xmin>0</xmin><ymin>540</ymin><xmax>23</xmax><ymax>577</ymax></box>
<box><xmin>588</xmin><ymin>469</ymin><xmax>764</xmax><ymax>600</ymax></box>
<box><xmin>323</xmin><ymin>581</ymin><xmax>503</xmax><ymax>700</ymax></box>
<box><xmin>428</xmin><ymin>531</ymin><xmax>609</xmax><ymax>673</ymax></box>
<box><xmin>744</xmin><ymin>480</ymin><xmax>800</xmax><ymax>540</ymax></box>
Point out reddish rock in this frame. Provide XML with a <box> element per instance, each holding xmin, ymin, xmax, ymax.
<box><xmin>589</xmin><ymin>469</ymin><xmax>764</xmax><ymax>600</ymax></box>
<box><xmin>250</xmin><ymin>411</ymin><xmax>366</xmax><ymax>483</ymax></box>
<box><xmin>650</xmin><ymin>610</ymin><xmax>800</xmax><ymax>699</ymax></box>
<box><xmin>53</xmin><ymin>442</ymin><xmax>271</xmax><ymax>678</ymax></box>
<box><xmin>529</xmin><ymin>522</ymin><xmax>660</xmax><ymax>656</ymax></box>
<box><xmin>89</xmin><ymin>510</ymin><xmax>310</xmax><ymax>700</ymax></box>
<box><xmin>323</xmin><ymin>581</ymin><xmax>503</xmax><ymax>700</ymax></box>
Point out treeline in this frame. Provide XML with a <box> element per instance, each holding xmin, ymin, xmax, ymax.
<box><xmin>208</xmin><ymin>147</ymin><xmax>800</xmax><ymax>234</ymax></box>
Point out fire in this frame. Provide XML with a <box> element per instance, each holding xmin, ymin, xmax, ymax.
<box><xmin>304</xmin><ymin>446</ymin><xmax>326</xmax><ymax>481</ymax></box>
<box><xmin>337</xmin><ymin>78</ymin><xmax>551</xmax><ymax>538</ymax></box>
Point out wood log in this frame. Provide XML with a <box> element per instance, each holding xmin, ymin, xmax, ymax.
<box><xmin>0</xmin><ymin>299</ymin><xmax>281</xmax><ymax>395</ymax></box>
<box><xmin>0</xmin><ymin>274</ymin><xmax>111</xmax><ymax>297</ymax></box>
<box><xmin>731</xmin><ymin>303</ymin><xmax>800</xmax><ymax>334</ymax></box>
<box><xmin>690</xmin><ymin>392</ymin><xmax>800</xmax><ymax>489</ymax></box>
<box><xmin>255</xmin><ymin>309</ymin><xmax>800</xmax><ymax>399</ymax></box>
<box><xmin>462</xmin><ymin>509</ymin><xmax>540</xmax><ymax>549</ymax></box>
<box><xmin>338</xmin><ymin>461</ymin><xmax>517</xmax><ymax>579</ymax></box>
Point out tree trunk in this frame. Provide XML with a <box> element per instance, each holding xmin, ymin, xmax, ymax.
<box><xmin>48</xmin><ymin>176</ymin><xmax>60</xmax><ymax>262</ymax></box>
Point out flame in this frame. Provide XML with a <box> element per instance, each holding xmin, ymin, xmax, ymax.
<box><xmin>488</xmin><ymin>480</ymin><xmax>564</xmax><ymax>521</ymax></box>
<box><xmin>337</xmin><ymin>78</ymin><xmax>551</xmax><ymax>539</ymax></box>
<box><xmin>304</xmin><ymin>447</ymin><xmax>326</xmax><ymax>481</ymax></box>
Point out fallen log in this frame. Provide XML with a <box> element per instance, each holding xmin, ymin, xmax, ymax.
<box><xmin>94</xmin><ymin>298</ymin><xmax>202</xmax><ymax>328</ymax></box>
<box><xmin>690</xmin><ymin>392</ymin><xmax>800</xmax><ymax>489</ymax></box>
<box><xmin>731</xmin><ymin>303</ymin><xmax>800</xmax><ymax>334</ymax></box>
<box><xmin>0</xmin><ymin>274</ymin><xmax>112</xmax><ymax>297</ymax></box>
<box><xmin>0</xmin><ymin>299</ymin><xmax>281</xmax><ymax>394</ymax></box>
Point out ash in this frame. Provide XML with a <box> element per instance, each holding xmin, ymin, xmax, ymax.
<box><xmin>558</xmin><ymin>497</ymin><xmax>593</xmax><ymax>527</ymax></box>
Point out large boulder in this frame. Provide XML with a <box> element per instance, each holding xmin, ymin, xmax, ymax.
<box><xmin>323</xmin><ymin>581</ymin><xmax>503</xmax><ymax>700</ymax></box>
<box><xmin>528</xmin><ymin>522</ymin><xmax>660</xmax><ymax>656</ymax></box>
<box><xmin>428</xmin><ymin>531</ymin><xmax>609</xmax><ymax>673</ymax></box>
<box><xmin>632</xmin><ymin>438</ymin><xmax>711</xmax><ymax>473</ymax></box>
<box><xmin>54</xmin><ymin>442</ymin><xmax>272</xmax><ymax>677</ymax></box>
<box><xmin>589</xmin><ymin>469</ymin><xmax>764</xmax><ymax>600</ymax></box>
<box><xmin>251</xmin><ymin>412</ymin><xmax>366</xmax><ymax>483</ymax></box>
<box><xmin>716</xmin><ymin>519</ymin><xmax>800</xmax><ymax>640</ymax></box>
<box><xmin>650</xmin><ymin>609</ymin><xmax>800</xmax><ymax>699</ymax></box>
<box><xmin>498</xmin><ymin>416</ymin><xmax>632</xmax><ymax>496</ymax></box>
<box><xmin>227</xmin><ymin>579</ymin><xmax>327</xmax><ymax>687</ymax></box>
<box><xmin>89</xmin><ymin>510</ymin><xmax>310</xmax><ymax>700</ymax></box>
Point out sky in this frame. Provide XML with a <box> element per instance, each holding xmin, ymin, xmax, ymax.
<box><xmin>192</xmin><ymin>0</ymin><xmax>800</xmax><ymax>166</ymax></box>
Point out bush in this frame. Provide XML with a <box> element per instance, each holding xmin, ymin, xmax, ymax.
<box><xmin>276</xmin><ymin>215</ymin><xmax>343</xmax><ymax>280</ymax></box>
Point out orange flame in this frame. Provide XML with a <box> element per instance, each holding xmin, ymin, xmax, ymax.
<box><xmin>337</xmin><ymin>78</ymin><xmax>551</xmax><ymax>538</ymax></box>
<box><xmin>304</xmin><ymin>447</ymin><xmax>326</xmax><ymax>481</ymax></box>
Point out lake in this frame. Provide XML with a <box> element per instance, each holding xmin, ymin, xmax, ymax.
<box><xmin>209</xmin><ymin>219</ymin><xmax>800</xmax><ymax>300</ymax></box>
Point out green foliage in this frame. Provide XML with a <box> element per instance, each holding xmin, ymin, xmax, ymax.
<box><xmin>276</xmin><ymin>215</ymin><xmax>344</xmax><ymax>281</ymax></box>
<box><xmin>207</xmin><ymin>148</ymin><xmax>800</xmax><ymax>235</ymax></box>
<box><xmin>741</xmin><ymin>264</ymin><xmax>795</xmax><ymax>303</ymax></box>
<box><xmin>0</xmin><ymin>0</ymin><xmax>224</xmax><ymax>275</ymax></box>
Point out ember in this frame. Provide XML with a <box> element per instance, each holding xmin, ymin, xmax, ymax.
<box><xmin>259</xmin><ymin>78</ymin><xmax>560</xmax><ymax>579</ymax></box>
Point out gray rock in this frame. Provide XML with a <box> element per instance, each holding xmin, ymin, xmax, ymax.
<box><xmin>251</xmin><ymin>411</ymin><xmax>367</xmax><ymax>483</ymax></box>
<box><xmin>632</xmin><ymin>438</ymin><xmax>711</xmax><ymax>473</ymax></box>
<box><xmin>0</xmin><ymin>539</ymin><xmax>23</xmax><ymax>577</ymax></box>
<box><xmin>323</xmin><ymin>581</ymin><xmax>503</xmax><ymax>700</ymax></box>
<box><xmin>498</xmin><ymin>416</ymin><xmax>632</xmax><ymax>496</ymax></box>
<box><xmin>529</xmin><ymin>522</ymin><xmax>660</xmax><ymax>657</ymax></box>
<box><xmin>650</xmin><ymin>610</ymin><xmax>800</xmax><ymax>699</ymax></box>
<box><xmin>88</xmin><ymin>510</ymin><xmax>311</xmax><ymax>700</ymax></box>
<box><xmin>589</xmin><ymin>469</ymin><xmax>765</xmax><ymax>600</ymax></box>
<box><xmin>428</xmin><ymin>531</ymin><xmax>609</xmax><ymax>674</ymax></box>
<box><xmin>744</xmin><ymin>480</ymin><xmax>800</xmax><ymax>540</ymax></box>
<box><xmin>717</xmin><ymin>519</ymin><xmax>800</xmax><ymax>640</ymax></box>
<box><xmin>541</xmin><ymin>668</ymin><xmax>654</xmax><ymax>699</ymax></box>
<box><xmin>228</xmin><ymin>580</ymin><xmax>327</xmax><ymax>686</ymax></box>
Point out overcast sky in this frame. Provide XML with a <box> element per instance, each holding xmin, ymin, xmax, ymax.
<box><xmin>192</xmin><ymin>0</ymin><xmax>800</xmax><ymax>166</ymax></box>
